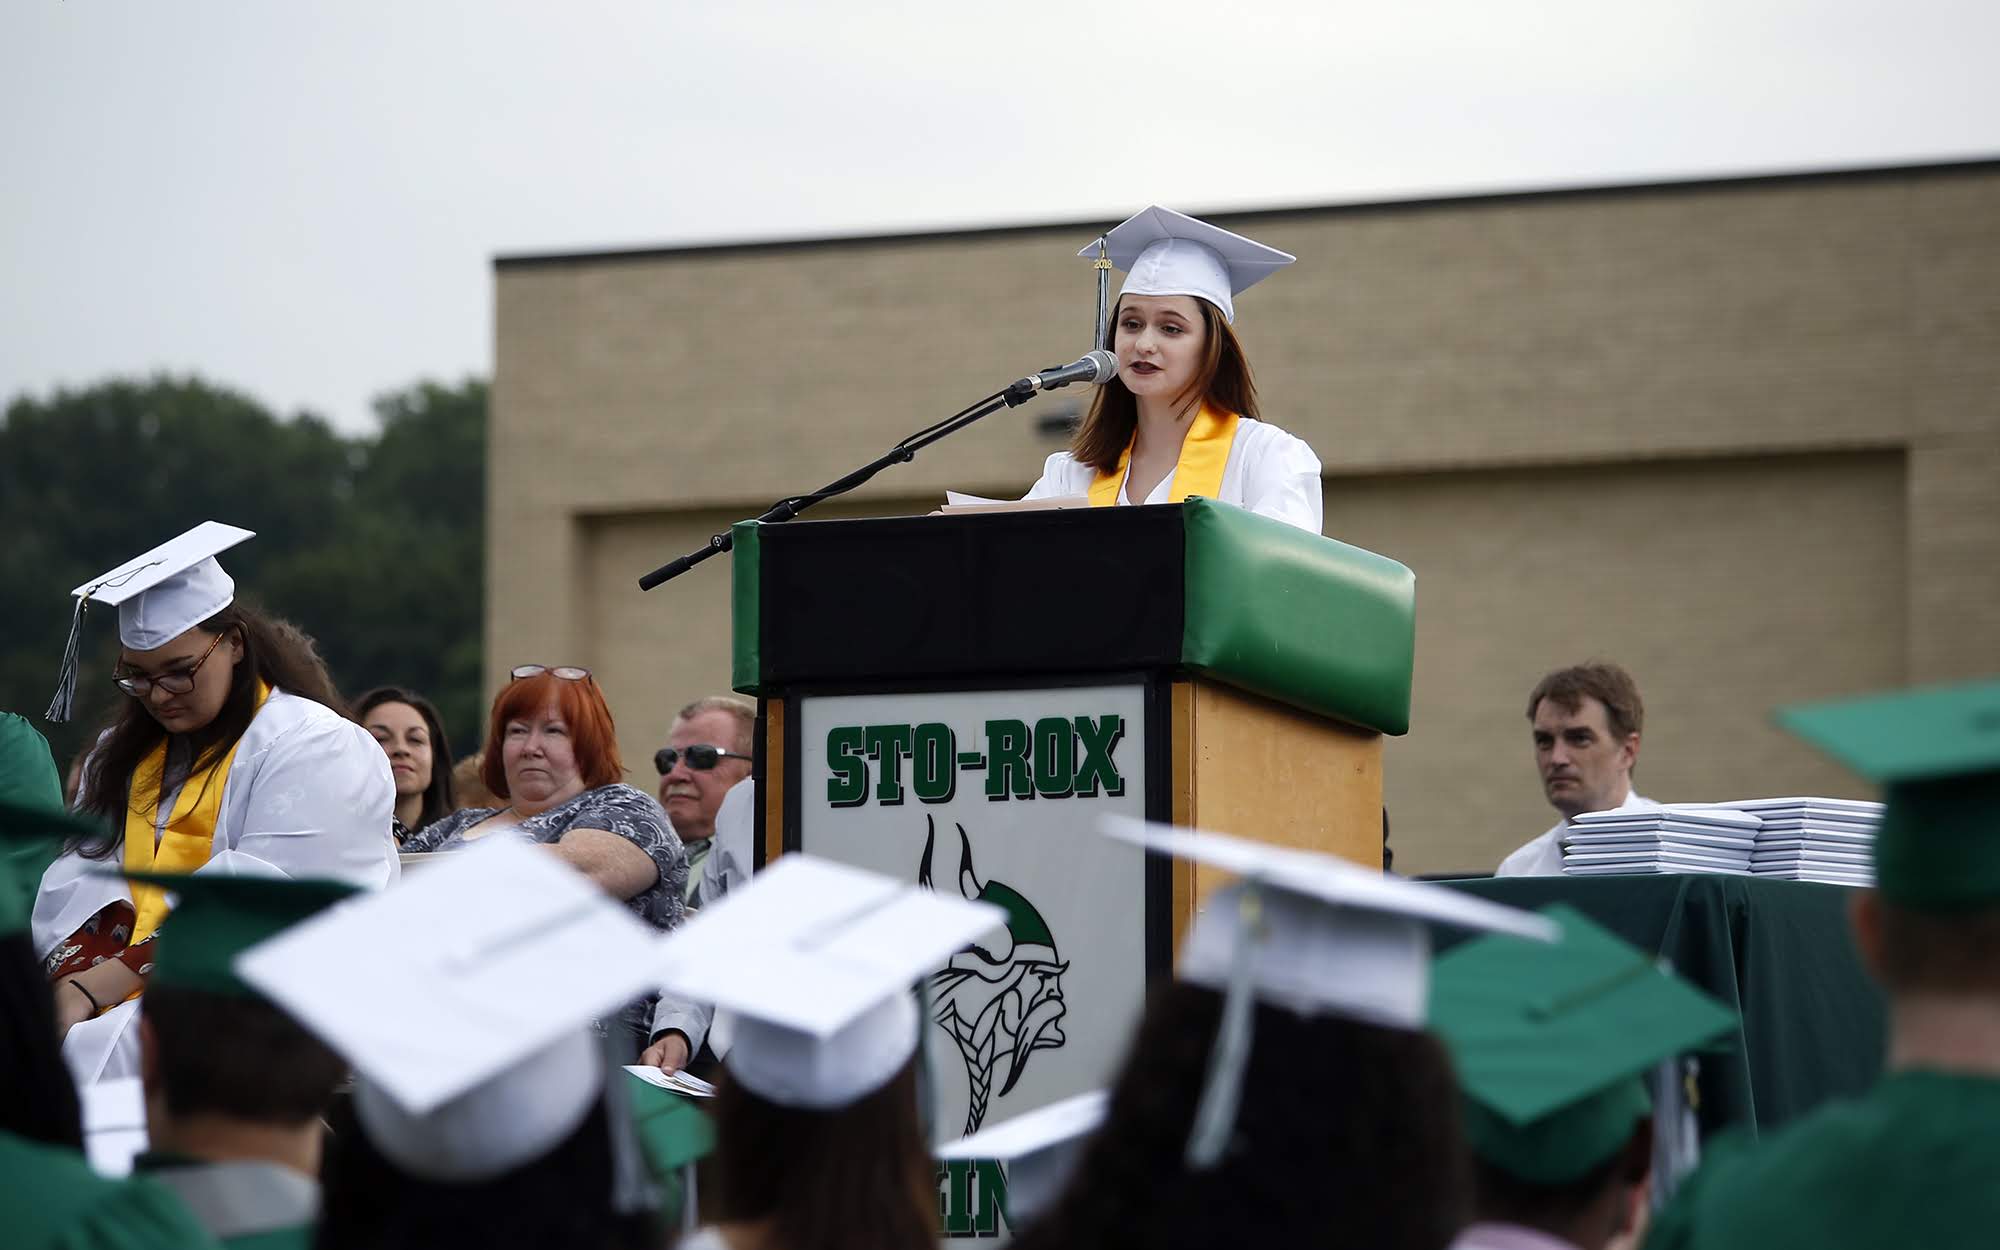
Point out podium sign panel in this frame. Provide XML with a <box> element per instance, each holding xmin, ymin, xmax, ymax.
<box><xmin>798</xmin><ymin>683</ymin><xmax>1151</xmax><ymax>1151</ymax></box>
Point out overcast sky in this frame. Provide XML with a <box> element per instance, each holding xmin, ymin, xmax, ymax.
<box><xmin>4</xmin><ymin>1</ymin><xmax>1995</xmax><ymax>433</ymax></box>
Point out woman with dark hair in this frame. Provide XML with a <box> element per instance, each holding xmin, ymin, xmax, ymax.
<box><xmin>354</xmin><ymin>686</ymin><xmax>456</xmax><ymax>841</ymax></box>
<box><xmin>1007</xmin><ymin>822</ymin><xmax>1554</xmax><ymax>1250</ymax></box>
<box><xmin>32</xmin><ymin>523</ymin><xmax>398</xmax><ymax>1089</ymax></box>
<box><xmin>400</xmin><ymin>665</ymin><xmax>698</xmax><ymax>1064</ymax></box>
<box><xmin>655</xmin><ymin>854</ymin><xmax>997</xmax><ymax>1250</ymax></box>
<box><xmin>1021</xmin><ymin>206</ymin><xmax>1323</xmax><ymax>532</ymax></box>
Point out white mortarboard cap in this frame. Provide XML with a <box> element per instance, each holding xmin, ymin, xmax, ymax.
<box><xmin>655</xmin><ymin>854</ymin><xmax>1003</xmax><ymax>1110</ymax></box>
<box><xmin>47</xmin><ymin>521</ymin><xmax>254</xmax><ymax>722</ymax></box>
<box><xmin>1080</xmin><ymin>206</ymin><xmax>1295</xmax><ymax>324</ymax></box>
<box><xmin>1105</xmin><ymin>817</ymin><xmax>1556</xmax><ymax>1026</ymax></box>
<box><xmin>237</xmin><ymin>837</ymin><xmax>667</xmax><ymax>1181</ymax></box>
<box><xmin>1101</xmin><ymin>817</ymin><xmax>1556</xmax><ymax>1169</ymax></box>
<box><xmin>936</xmin><ymin>1089</ymin><xmax>1105</xmax><ymax>1225</ymax></box>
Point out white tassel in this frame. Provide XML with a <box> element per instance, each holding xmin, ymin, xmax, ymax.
<box><xmin>45</xmin><ymin>595</ymin><xmax>89</xmax><ymax>723</ymax></box>
<box><xmin>1185</xmin><ymin>884</ymin><xmax>1262</xmax><ymax>1170</ymax></box>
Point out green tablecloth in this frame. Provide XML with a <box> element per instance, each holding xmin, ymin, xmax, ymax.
<box><xmin>1439</xmin><ymin>874</ymin><xmax>1886</xmax><ymax>1139</ymax></box>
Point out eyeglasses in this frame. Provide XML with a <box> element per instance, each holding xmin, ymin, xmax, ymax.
<box><xmin>655</xmin><ymin>745</ymin><xmax>752</xmax><ymax>774</ymax></box>
<box><xmin>113</xmin><ymin>631</ymin><xmax>230</xmax><ymax>698</ymax></box>
<box><xmin>511</xmin><ymin>665</ymin><xmax>593</xmax><ymax>682</ymax></box>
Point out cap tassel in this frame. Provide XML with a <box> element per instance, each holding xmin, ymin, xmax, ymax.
<box><xmin>1185</xmin><ymin>884</ymin><xmax>1263</xmax><ymax>1170</ymax></box>
<box><xmin>45</xmin><ymin>594</ymin><xmax>90</xmax><ymax>724</ymax></box>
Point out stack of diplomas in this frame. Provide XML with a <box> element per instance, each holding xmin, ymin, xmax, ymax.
<box><xmin>1559</xmin><ymin>806</ymin><xmax>1761</xmax><ymax>876</ymax></box>
<box><xmin>1724</xmin><ymin>797</ymin><xmax>1881</xmax><ymax>886</ymax></box>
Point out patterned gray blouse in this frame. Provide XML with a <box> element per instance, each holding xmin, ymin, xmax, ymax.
<box><xmin>404</xmin><ymin>783</ymin><xmax>689</xmax><ymax>932</ymax></box>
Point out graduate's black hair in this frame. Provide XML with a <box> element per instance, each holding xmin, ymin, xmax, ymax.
<box><xmin>70</xmin><ymin>602</ymin><xmax>346</xmax><ymax>859</ymax></box>
<box><xmin>0</xmin><ymin>933</ymin><xmax>85</xmax><ymax>1148</ymax></box>
<box><xmin>315</xmin><ymin>1094</ymin><xmax>655</xmax><ymax>1250</ymax></box>
<box><xmin>712</xmin><ymin>1055</ymin><xmax>937</xmax><ymax>1250</ymax></box>
<box><xmin>1010</xmin><ymin>980</ymin><xmax>1471</xmax><ymax>1250</ymax></box>
<box><xmin>144</xmin><ymin>986</ymin><xmax>347</xmax><ymax>1124</ymax></box>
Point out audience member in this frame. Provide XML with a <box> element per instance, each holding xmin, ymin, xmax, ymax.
<box><xmin>1012</xmin><ymin>824</ymin><xmax>1551</xmax><ymax>1250</ymax></box>
<box><xmin>451</xmin><ymin>752</ymin><xmax>497</xmax><ymax>810</ymax></box>
<box><xmin>1497</xmin><ymin>662</ymin><xmax>1656</xmax><ymax>876</ymax></box>
<box><xmin>354</xmin><ymin>686</ymin><xmax>457</xmax><ymax>842</ymax></box>
<box><xmin>399</xmin><ymin>665</ymin><xmax>703</xmax><ymax>1064</ymax></box>
<box><xmin>656</xmin><ymin>855</ymin><xmax>994</xmax><ymax>1250</ymax></box>
<box><xmin>1645</xmin><ymin>679</ymin><xmax>2000</xmax><ymax>1250</ymax></box>
<box><xmin>125</xmin><ymin>872</ymin><xmax>357</xmax><ymax>1249</ymax></box>
<box><xmin>654</xmin><ymin>695</ymin><xmax>755</xmax><ymax>908</ymax></box>
<box><xmin>1430</xmin><ymin>905</ymin><xmax>1737</xmax><ymax>1250</ymax></box>
<box><xmin>37</xmin><ymin>524</ymin><xmax>397</xmax><ymax>1090</ymax></box>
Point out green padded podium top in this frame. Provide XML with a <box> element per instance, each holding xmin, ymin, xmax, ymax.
<box><xmin>731</xmin><ymin>499</ymin><xmax>1416</xmax><ymax>736</ymax></box>
<box><xmin>1179</xmin><ymin>498</ymin><xmax>1415</xmax><ymax>735</ymax></box>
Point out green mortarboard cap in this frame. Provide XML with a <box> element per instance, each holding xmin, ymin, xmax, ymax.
<box><xmin>1777</xmin><ymin>677</ymin><xmax>2000</xmax><ymax>912</ymax></box>
<box><xmin>1429</xmin><ymin>904</ymin><xmax>1738</xmax><ymax>1186</ymax></box>
<box><xmin>116</xmin><ymin>870</ymin><xmax>361</xmax><ymax>997</ymax></box>
<box><xmin>621</xmin><ymin>1072</ymin><xmax>716</xmax><ymax>1175</ymax></box>
<box><xmin>0</xmin><ymin>797</ymin><xmax>106</xmax><ymax>937</ymax></box>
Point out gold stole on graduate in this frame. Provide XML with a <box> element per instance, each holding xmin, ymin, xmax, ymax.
<box><xmin>123</xmin><ymin>681</ymin><xmax>273</xmax><ymax>946</ymax></box>
<box><xmin>1088</xmin><ymin>403</ymin><xmax>1241</xmax><ymax>508</ymax></box>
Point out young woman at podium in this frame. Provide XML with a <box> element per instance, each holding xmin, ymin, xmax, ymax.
<box><xmin>1021</xmin><ymin>206</ymin><xmax>1323</xmax><ymax>533</ymax></box>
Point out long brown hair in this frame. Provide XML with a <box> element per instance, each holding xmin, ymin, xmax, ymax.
<box><xmin>712</xmin><ymin>1057</ymin><xmax>937</xmax><ymax>1250</ymax></box>
<box><xmin>1010</xmin><ymin>981</ymin><xmax>1470</xmax><ymax>1250</ymax></box>
<box><xmin>71</xmin><ymin>602</ymin><xmax>345</xmax><ymax>858</ymax></box>
<box><xmin>1070</xmin><ymin>296</ymin><xmax>1263</xmax><ymax>474</ymax></box>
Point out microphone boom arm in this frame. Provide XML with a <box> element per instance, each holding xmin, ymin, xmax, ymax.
<box><xmin>637</xmin><ymin>385</ymin><xmax>1033</xmax><ymax>591</ymax></box>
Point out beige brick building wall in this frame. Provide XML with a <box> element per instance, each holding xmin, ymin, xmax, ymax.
<box><xmin>490</xmin><ymin>161</ymin><xmax>2000</xmax><ymax>876</ymax></box>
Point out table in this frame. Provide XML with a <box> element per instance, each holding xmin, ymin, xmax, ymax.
<box><xmin>1439</xmin><ymin>873</ymin><xmax>1886</xmax><ymax>1137</ymax></box>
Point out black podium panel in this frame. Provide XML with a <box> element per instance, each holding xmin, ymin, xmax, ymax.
<box><xmin>758</xmin><ymin>507</ymin><xmax>1187</xmax><ymax>686</ymax></box>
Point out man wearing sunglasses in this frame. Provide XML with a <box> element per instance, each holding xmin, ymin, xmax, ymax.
<box><xmin>653</xmin><ymin>695</ymin><xmax>755</xmax><ymax>908</ymax></box>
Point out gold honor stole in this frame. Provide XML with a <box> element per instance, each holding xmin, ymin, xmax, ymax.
<box><xmin>1088</xmin><ymin>403</ymin><xmax>1241</xmax><ymax>508</ymax></box>
<box><xmin>123</xmin><ymin>681</ymin><xmax>274</xmax><ymax>947</ymax></box>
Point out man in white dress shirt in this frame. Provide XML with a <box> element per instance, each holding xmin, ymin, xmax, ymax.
<box><xmin>1496</xmin><ymin>663</ymin><xmax>1655</xmax><ymax>877</ymax></box>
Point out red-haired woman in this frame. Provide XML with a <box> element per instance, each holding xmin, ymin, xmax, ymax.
<box><xmin>1022</xmin><ymin>206</ymin><xmax>1322</xmax><ymax>533</ymax></box>
<box><xmin>400</xmin><ymin>665</ymin><xmax>701</xmax><ymax>1064</ymax></box>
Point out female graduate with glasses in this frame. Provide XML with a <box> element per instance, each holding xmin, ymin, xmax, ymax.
<box><xmin>399</xmin><ymin>664</ymin><xmax>705</xmax><ymax>1067</ymax></box>
<box><xmin>1021</xmin><ymin>207</ymin><xmax>1324</xmax><ymax>533</ymax></box>
<box><xmin>31</xmin><ymin>522</ymin><xmax>400</xmax><ymax>1089</ymax></box>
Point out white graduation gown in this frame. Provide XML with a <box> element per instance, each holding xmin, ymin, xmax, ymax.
<box><xmin>33</xmin><ymin>690</ymin><xmax>399</xmax><ymax>1087</ymax></box>
<box><xmin>1021</xmin><ymin>416</ymin><xmax>1324</xmax><ymax>534</ymax></box>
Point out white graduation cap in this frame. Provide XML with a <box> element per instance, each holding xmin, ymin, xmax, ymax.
<box><xmin>936</xmin><ymin>1089</ymin><xmax>1106</xmax><ymax>1226</ymax></box>
<box><xmin>1080</xmin><ymin>206</ymin><xmax>1296</xmax><ymax>324</ymax></box>
<box><xmin>1100</xmin><ymin>816</ymin><xmax>1556</xmax><ymax>1168</ymax></box>
<box><xmin>236</xmin><ymin>836</ymin><xmax>668</xmax><ymax>1182</ymax></box>
<box><xmin>47</xmin><ymin>521</ymin><xmax>255</xmax><ymax>722</ymax></box>
<box><xmin>655</xmin><ymin>854</ymin><xmax>1003</xmax><ymax>1111</ymax></box>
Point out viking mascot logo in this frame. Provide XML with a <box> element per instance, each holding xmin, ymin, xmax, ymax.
<box><xmin>919</xmin><ymin>816</ymin><xmax>1071</xmax><ymax>1135</ymax></box>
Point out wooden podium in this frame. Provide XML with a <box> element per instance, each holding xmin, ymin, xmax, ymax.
<box><xmin>728</xmin><ymin>499</ymin><xmax>1414</xmax><ymax>1237</ymax></box>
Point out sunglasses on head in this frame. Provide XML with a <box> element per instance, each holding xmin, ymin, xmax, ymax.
<box><xmin>654</xmin><ymin>744</ymin><xmax>752</xmax><ymax>774</ymax></box>
<box><xmin>511</xmin><ymin>665</ymin><xmax>592</xmax><ymax>682</ymax></box>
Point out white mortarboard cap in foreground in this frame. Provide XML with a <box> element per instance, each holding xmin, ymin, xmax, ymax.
<box><xmin>937</xmin><ymin>1089</ymin><xmax>1106</xmax><ymax>1226</ymax></box>
<box><xmin>655</xmin><ymin>854</ymin><xmax>1003</xmax><ymax>1110</ymax></box>
<box><xmin>237</xmin><ymin>837</ymin><xmax>667</xmax><ymax>1181</ymax></box>
<box><xmin>1080</xmin><ymin>206</ymin><xmax>1295</xmax><ymax>324</ymax></box>
<box><xmin>47</xmin><ymin>521</ymin><xmax>254</xmax><ymax>722</ymax></box>
<box><xmin>1101</xmin><ymin>816</ymin><xmax>1556</xmax><ymax>1169</ymax></box>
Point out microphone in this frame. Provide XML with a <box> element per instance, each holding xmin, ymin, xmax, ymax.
<box><xmin>1007</xmin><ymin>350</ymin><xmax>1117</xmax><ymax>397</ymax></box>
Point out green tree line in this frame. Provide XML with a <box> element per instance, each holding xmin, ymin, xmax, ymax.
<box><xmin>0</xmin><ymin>375</ymin><xmax>487</xmax><ymax>772</ymax></box>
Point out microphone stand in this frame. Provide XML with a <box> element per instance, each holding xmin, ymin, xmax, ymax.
<box><xmin>638</xmin><ymin>383</ymin><xmax>1037</xmax><ymax>590</ymax></box>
